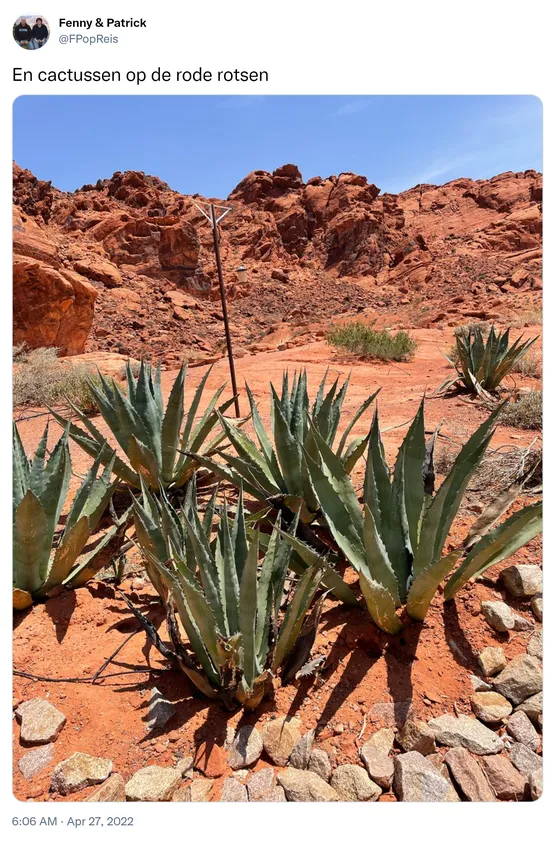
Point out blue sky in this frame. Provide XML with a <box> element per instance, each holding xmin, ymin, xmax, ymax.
<box><xmin>13</xmin><ymin>95</ymin><xmax>542</xmax><ymax>197</ymax></box>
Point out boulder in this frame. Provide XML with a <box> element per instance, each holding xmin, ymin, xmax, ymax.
<box><xmin>481</xmin><ymin>755</ymin><xmax>527</xmax><ymax>801</ymax></box>
<box><xmin>18</xmin><ymin>744</ymin><xmax>55</xmax><ymax>780</ymax></box>
<box><xmin>397</xmin><ymin>720</ymin><xmax>437</xmax><ymax>755</ymax></box>
<box><xmin>308</xmin><ymin>749</ymin><xmax>332</xmax><ymax>782</ymax></box>
<box><xmin>506</xmin><ymin>711</ymin><xmax>540</xmax><ymax>751</ymax></box>
<box><xmin>470</xmin><ymin>691</ymin><xmax>512</xmax><ymax>723</ymax></box>
<box><xmin>220</xmin><ymin>777</ymin><xmax>248</xmax><ymax>802</ymax></box>
<box><xmin>500</xmin><ymin>565</ymin><xmax>542</xmax><ymax>598</ymax></box>
<box><xmin>247</xmin><ymin>768</ymin><xmax>275</xmax><ymax>801</ymax></box>
<box><xmin>531</xmin><ymin>596</ymin><xmax>543</xmax><ymax>621</ymax></box>
<box><xmin>85</xmin><ymin>774</ymin><xmax>126</xmax><ymax>802</ymax></box>
<box><xmin>477</xmin><ymin>646</ymin><xmax>506</xmax><ymax>677</ymax></box>
<box><xmin>492</xmin><ymin>655</ymin><xmax>542</xmax><ymax>705</ymax></box>
<box><xmin>427</xmin><ymin>714</ymin><xmax>503</xmax><ymax>755</ymax></box>
<box><xmin>359</xmin><ymin>745</ymin><xmax>394</xmax><ymax>789</ymax></box>
<box><xmin>444</xmin><ymin>748</ymin><xmax>496</xmax><ymax>801</ymax></box>
<box><xmin>481</xmin><ymin>601</ymin><xmax>514</xmax><ymax>632</ymax></box>
<box><xmin>516</xmin><ymin>691</ymin><xmax>542</xmax><ymax>724</ymax></box>
<box><xmin>125</xmin><ymin>765</ymin><xmax>181</xmax><ymax>802</ymax></box>
<box><xmin>529</xmin><ymin>768</ymin><xmax>542</xmax><ymax>800</ymax></box>
<box><xmin>527</xmin><ymin>629</ymin><xmax>542</xmax><ymax>660</ymax></box>
<box><xmin>51</xmin><ymin>752</ymin><xmax>112</xmax><ymax>795</ymax></box>
<box><xmin>394</xmin><ymin>752</ymin><xmax>459</xmax><ymax>802</ymax></box>
<box><xmin>16</xmin><ymin>699</ymin><xmax>66</xmax><ymax>746</ymax></box>
<box><xmin>509</xmin><ymin>743</ymin><xmax>542</xmax><ymax>777</ymax></box>
<box><xmin>277</xmin><ymin>769</ymin><xmax>340</xmax><ymax>802</ymax></box>
<box><xmin>262</xmin><ymin>716</ymin><xmax>302</xmax><ymax>766</ymax></box>
<box><xmin>227</xmin><ymin>725</ymin><xmax>263</xmax><ymax>770</ymax></box>
<box><xmin>330</xmin><ymin>764</ymin><xmax>381</xmax><ymax>802</ymax></box>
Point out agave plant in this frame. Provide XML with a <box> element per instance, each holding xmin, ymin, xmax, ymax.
<box><xmin>439</xmin><ymin>325</ymin><xmax>538</xmax><ymax>399</ymax></box>
<box><xmin>191</xmin><ymin>370</ymin><xmax>379</xmax><ymax>523</ymax></box>
<box><xmin>131</xmin><ymin>480</ymin><xmax>325</xmax><ymax>708</ymax></box>
<box><xmin>13</xmin><ymin>424</ymin><xmax>123</xmax><ymax>609</ymax></box>
<box><xmin>51</xmin><ymin>361</ymin><xmax>235</xmax><ymax>492</ymax></box>
<box><xmin>282</xmin><ymin>402</ymin><xmax>542</xmax><ymax>634</ymax></box>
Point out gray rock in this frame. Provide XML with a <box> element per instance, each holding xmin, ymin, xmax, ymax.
<box><xmin>506</xmin><ymin>711</ymin><xmax>540</xmax><ymax>751</ymax></box>
<box><xmin>228</xmin><ymin>725</ymin><xmax>263</xmax><ymax>770</ymax></box>
<box><xmin>510</xmin><ymin>742</ymin><xmax>542</xmax><ymax>777</ymax></box>
<box><xmin>85</xmin><ymin>774</ymin><xmax>126</xmax><ymax>802</ymax></box>
<box><xmin>277</xmin><ymin>768</ymin><xmax>340</xmax><ymax>802</ymax></box>
<box><xmin>125</xmin><ymin>765</ymin><xmax>182</xmax><ymax>802</ymax></box>
<box><xmin>529</xmin><ymin>767</ymin><xmax>542</xmax><ymax>800</ymax></box>
<box><xmin>427</xmin><ymin>714</ymin><xmax>503</xmax><ymax>755</ymax></box>
<box><xmin>512</xmin><ymin>613</ymin><xmax>534</xmax><ymax>631</ymax></box>
<box><xmin>492</xmin><ymin>654</ymin><xmax>542</xmax><ymax>704</ymax></box>
<box><xmin>308</xmin><ymin>748</ymin><xmax>332</xmax><ymax>782</ymax></box>
<box><xmin>470</xmin><ymin>691</ymin><xmax>512</xmax><ymax>723</ymax></box>
<box><xmin>247</xmin><ymin>768</ymin><xmax>275</xmax><ymax>801</ymax></box>
<box><xmin>531</xmin><ymin>596</ymin><xmax>543</xmax><ymax>621</ymax></box>
<box><xmin>262</xmin><ymin>716</ymin><xmax>302</xmax><ymax>766</ymax></box>
<box><xmin>481</xmin><ymin>755</ymin><xmax>527</xmax><ymax>801</ymax></box>
<box><xmin>394</xmin><ymin>752</ymin><xmax>459</xmax><ymax>802</ymax></box>
<box><xmin>359</xmin><ymin>744</ymin><xmax>394</xmax><ymax>789</ymax></box>
<box><xmin>189</xmin><ymin>779</ymin><xmax>213</xmax><ymax>802</ymax></box>
<box><xmin>330</xmin><ymin>764</ymin><xmax>381</xmax><ymax>802</ymax></box>
<box><xmin>289</xmin><ymin>730</ymin><xmax>315</xmax><ymax>770</ymax></box>
<box><xmin>500</xmin><ymin>565</ymin><xmax>542</xmax><ymax>598</ymax></box>
<box><xmin>470</xmin><ymin>675</ymin><xmax>492</xmax><ymax>692</ymax></box>
<box><xmin>18</xmin><ymin>744</ymin><xmax>55</xmax><ymax>780</ymax></box>
<box><xmin>16</xmin><ymin>699</ymin><xmax>66</xmax><ymax>746</ymax></box>
<box><xmin>145</xmin><ymin>687</ymin><xmax>175</xmax><ymax>732</ymax></box>
<box><xmin>481</xmin><ymin>601</ymin><xmax>514</xmax><ymax>632</ymax></box>
<box><xmin>220</xmin><ymin>777</ymin><xmax>248</xmax><ymax>802</ymax></box>
<box><xmin>363</xmin><ymin>728</ymin><xmax>395</xmax><ymax>754</ymax></box>
<box><xmin>51</xmin><ymin>752</ymin><xmax>113</xmax><ymax>795</ymax></box>
<box><xmin>444</xmin><ymin>748</ymin><xmax>496</xmax><ymax>801</ymax></box>
<box><xmin>516</xmin><ymin>691</ymin><xmax>542</xmax><ymax>724</ymax></box>
<box><xmin>527</xmin><ymin>629</ymin><xmax>542</xmax><ymax>660</ymax></box>
<box><xmin>397</xmin><ymin>720</ymin><xmax>437</xmax><ymax>755</ymax></box>
<box><xmin>477</xmin><ymin>646</ymin><xmax>506</xmax><ymax>677</ymax></box>
<box><xmin>259</xmin><ymin>786</ymin><xmax>286</xmax><ymax>801</ymax></box>
<box><xmin>175</xmin><ymin>756</ymin><xmax>194</xmax><ymax>779</ymax></box>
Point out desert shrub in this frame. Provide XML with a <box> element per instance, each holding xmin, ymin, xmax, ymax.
<box><xmin>500</xmin><ymin>391</ymin><xmax>542</xmax><ymax>430</ymax></box>
<box><xmin>13</xmin><ymin>346</ymin><xmax>103</xmax><ymax>413</ymax></box>
<box><xmin>512</xmin><ymin>352</ymin><xmax>541</xmax><ymax>379</ymax></box>
<box><xmin>327</xmin><ymin>322</ymin><xmax>417</xmax><ymax>361</ymax></box>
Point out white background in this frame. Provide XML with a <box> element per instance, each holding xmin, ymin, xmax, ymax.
<box><xmin>1</xmin><ymin>0</ymin><xmax>550</xmax><ymax>836</ymax></box>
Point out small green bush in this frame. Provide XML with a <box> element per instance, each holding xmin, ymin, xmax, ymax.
<box><xmin>13</xmin><ymin>346</ymin><xmax>102</xmax><ymax>414</ymax></box>
<box><xmin>327</xmin><ymin>322</ymin><xmax>417</xmax><ymax>362</ymax></box>
<box><xmin>500</xmin><ymin>391</ymin><xmax>542</xmax><ymax>430</ymax></box>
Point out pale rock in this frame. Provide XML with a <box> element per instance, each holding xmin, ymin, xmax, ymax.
<box><xmin>427</xmin><ymin>714</ymin><xmax>503</xmax><ymax>755</ymax></box>
<box><xmin>531</xmin><ymin>596</ymin><xmax>543</xmax><ymax>621</ymax></box>
<box><xmin>18</xmin><ymin>744</ymin><xmax>55</xmax><ymax>780</ymax></box>
<box><xmin>481</xmin><ymin>755</ymin><xmax>527</xmax><ymax>800</ymax></box>
<box><xmin>477</xmin><ymin>646</ymin><xmax>506</xmax><ymax>677</ymax></box>
<box><xmin>289</xmin><ymin>730</ymin><xmax>315</xmax><ymax>770</ymax></box>
<box><xmin>51</xmin><ymin>752</ymin><xmax>112</xmax><ymax>795</ymax></box>
<box><xmin>85</xmin><ymin>774</ymin><xmax>126</xmax><ymax>802</ymax></box>
<box><xmin>509</xmin><ymin>742</ymin><xmax>542</xmax><ymax>777</ymax></box>
<box><xmin>512</xmin><ymin>613</ymin><xmax>534</xmax><ymax>632</ymax></box>
<box><xmin>397</xmin><ymin>720</ymin><xmax>436</xmax><ymax>754</ymax></box>
<box><xmin>527</xmin><ymin>629</ymin><xmax>542</xmax><ymax>660</ymax></box>
<box><xmin>359</xmin><ymin>744</ymin><xmax>394</xmax><ymax>789</ymax></box>
<box><xmin>175</xmin><ymin>756</ymin><xmax>194</xmax><ymax>779</ymax></box>
<box><xmin>220</xmin><ymin>777</ymin><xmax>248</xmax><ymax>802</ymax></box>
<box><xmin>444</xmin><ymin>747</ymin><xmax>496</xmax><ymax>801</ymax></box>
<box><xmin>516</xmin><ymin>691</ymin><xmax>542</xmax><ymax>724</ymax></box>
<box><xmin>394</xmin><ymin>752</ymin><xmax>459</xmax><ymax>802</ymax></box>
<box><xmin>481</xmin><ymin>601</ymin><xmax>514</xmax><ymax>632</ymax></box>
<box><xmin>363</xmin><ymin>728</ymin><xmax>395</xmax><ymax>754</ymax></box>
<box><xmin>529</xmin><ymin>767</ymin><xmax>542</xmax><ymax>800</ymax></box>
<box><xmin>470</xmin><ymin>691</ymin><xmax>512</xmax><ymax>723</ymax></box>
<box><xmin>506</xmin><ymin>711</ymin><xmax>540</xmax><ymax>751</ymax></box>
<box><xmin>262</xmin><ymin>716</ymin><xmax>302</xmax><ymax>766</ymax></box>
<box><xmin>189</xmin><ymin>778</ymin><xmax>213</xmax><ymax>802</ymax></box>
<box><xmin>125</xmin><ymin>765</ymin><xmax>181</xmax><ymax>802</ymax></box>
<box><xmin>227</xmin><ymin>725</ymin><xmax>263</xmax><ymax>770</ymax></box>
<box><xmin>492</xmin><ymin>654</ymin><xmax>542</xmax><ymax>705</ymax></box>
<box><xmin>277</xmin><ymin>768</ymin><xmax>340</xmax><ymax>802</ymax></box>
<box><xmin>16</xmin><ymin>699</ymin><xmax>66</xmax><ymax>746</ymax></box>
<box><xmin>308</xmin><ymin>748</ymin><xmax>332</xmax><ymax>782</ymax></box>
<box><xmin>500</xmin><ymin>565</ymin><xmax>542</xmax><ymax>598</ymax></box>
<box><xmin>470</xmin><ymin>675</ymin><xmax>492</xmax><ymax>692</ymax></box>
<box><xmin>247</xmin><ymin>768</ymin><xmax>275</xmax><ymax>801</ymax></box>
<box><xmin>330</xmin><ymin>764</ymin><xmax>381</xmax><ymax>802</ymax></box>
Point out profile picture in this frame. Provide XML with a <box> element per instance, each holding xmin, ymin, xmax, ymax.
<box><xmin>13</xmin><ymin>15</ymin><xmax>50</xmax><ymax>49</ymax></box>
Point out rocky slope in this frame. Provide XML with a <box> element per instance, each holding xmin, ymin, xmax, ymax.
<box><xmin>13</xmin><ymin>163</ymin><xmax>542</xmax><ymax>362</ymax></box>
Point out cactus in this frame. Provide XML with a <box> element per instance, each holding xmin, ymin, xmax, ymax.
<box><xmin>13</xmin><ymin>423</ymin><xmax>122</xmax><ymax>608</ymax></box>
<box><xmin>51</xmin><ymin>361</ymin><xmax>236</xmax><ymax>492</ymax></box>
<box><xmin>131</xmin><ymin>480</ymin><xmax>325</xmax><ymax>708</ymax></box>
<box><xmin>190</xmin><ymin>369</ymin><xmax>378</xmax><ymax>522</ymax></box>
<box><xmin>284</xmin><ymin>401</ymin><xmax>542</xmax><ymax>633</ymax></box>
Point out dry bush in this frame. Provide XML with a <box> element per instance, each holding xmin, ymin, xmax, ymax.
<box><xmin>500</xmin><ymin>391</ymin><xmax>542</xmax><ymax>430</ymax></box>
<box><xmin>13</xmin><ymin>346</ymin><xmax>103</xmax><ymax>413</ymax></box>
<box><xmin>327</xmin><ymin>322</ymin><xmax>417</xmax><ymax>362</ymax></box>
<box><xmin>512</xmin><ymin>351</ymin><xmax>541</xmax><ymax>379</ymax></box>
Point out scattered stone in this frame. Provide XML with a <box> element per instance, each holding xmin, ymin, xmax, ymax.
<box><xmin>175</xmin><ymin>756</ymin><xmax>194</xmax><ymax>779</ymax></box>
<box><xmin>444</xmin><ymin>748</ymin><xmax>495</xmax><ymax>801</ymax></box>
<box><xmin>194</xmin><ymin>739</ymin><xmax>227</xmax><ymax>778</ymax></box>
<box><xmin>289</xmin><ymin>730</ymin><xmax>315</xmax><ymax>770</ymax></box>
<box><xmin>481</xmin><ymin>755</ymin><xmax>527</xmax><ymax>801</ymax></box>
<box><xmin>189</xmin><ymin>779</ymin><xmax>213</xmax><ymax>802</ymax></box>
<box><xmin>510</xmin><ymin>743</ymin><xmax>542</xmax><ymax>777</ymax></box>
<box><xmin>531</xmin><ymin>596</ymin><xmax>543</xmax><ymax>621</ymax></box>
<box><xmin>262</xmin><ymin>716</ymin><xmax>302</xmax><ymax>766</ymax></box>
<box><xmin>512</xmin><ymin>613</ymin><xmax>534</xmax><ymax>632</ymax></box>
<box><xmin>492</xmin><ymin>654</ymin><xmax>542</xmax><ymax>705</ymax></box>
<box><xmin>145</xmin><ymin>687</ymin><xmax>175</xmax><ymax>732</ymax></box>
<box><xmin>308</xmin><ymin>748</ymin><xmax>332</xmax><ymax>782</ymax></box>
<box><xmin>277</xmin><ymin>768</ymin><xmax>340</xmax><ymax>802</ymax></box>
<box><xmin>85</xmin><ymin>774</ymin><xmax>126</xmax><ymax>802</ymax></box>
<box><xmin>364</xmin><ymin>728</ymin><xmax>395</xmax><ymax>754</ymax></box>
<box><xmin>16</xmin><ymin>699</ymin><xmax>66</xmax><ymax>746</ymax></box>
<box><xmin>470</xmin><ymin>691</ymin><xmax>512</xmax><ymax>723</ymax></box>
<box><xmin>359</xmin><ymin>745</ymin><xmax>394</xmax><ymax>789</ymax></box>
<box><xmin>18</xmin><ymin>744</ymin><xmax>55</xmax><ymax>780</ymax></box>
<box><xmin>500</xmin><ymin>565</ymin><xmax>542</xmax><ymax>598</ymax></box>
<box><xmin>478</xmin><ymin>647</ymin><xmax>506</xmax><ymax>677</ymax></box>
<box><xmin>507</xmin><ymin>711</ymin><xmax>540</xmax><ymax>751</ymax></box>
<box><xmin>529</xmin><ymin>768</ymin><xmax>542</xmax><ymax>800</ymax></box>
<box><xmin>397</xmin><ymin>720</ymin><xmax>437</xmax><ymax>755</ymax></box>
<box><xmin>470</xmin><ymin>675</ymin><xmax>492</xmax><ymax>692</ymax></box>
<box><xmin>527</xmin><ymin>629</ymin><xmax>542</xmax><ymax>660</ymax></box>
<box><xmin>394</xmin><ymin>752</ymin><xmax>459</xmax><ymax>802</ymax></box>
<box><xmin>247</xmin><ymin>768</ymin><xmax>275</xmax><ymax>801</ymax></box>
<box><xmin>481</xmin><ymin>601</ymin><xmax>514</xmax><ymax>632</ymax></box>
<box><xmin>516</xmin><ymin>691</ymin><xmax>542</xmax><ymax>724</ymax></box>
<box><xmin>220</xmin><ymin>777</ymin><xmax>248</xmax><ymax>802</ymax></box>
<box><xmin>125</xmin><ymin>765</ymin><xmax>181</xmax><ymax>802</ymax></box>
<box><xmin>427</xmin><ymin>714</ymin><xmax>503</xmax><ymax>755</ymax></box>
<box><xmin>330</xmin><ymin>764</ymin><xmax>381</xmax><ymax>802</ymax></box>
<box><xmin>227</xmin><ymin>725</ymin><xmax>263</xmax><ymax>770</ymax></box>
<box><xmin>51</xmin><ymin>752</ymin><xmax>113</xmax><ymax>796</ymax></box>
